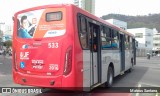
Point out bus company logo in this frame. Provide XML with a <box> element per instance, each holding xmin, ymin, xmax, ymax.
<box><xmin>44</xmin><ymin>30</ymin><xmax>65</xmax><ymax>37</ymax></box>
<box><xmin>48</xmin><ymin>31</ymin><xmax>57</xmax><ymax>34</ymax></box>
<box><xmin>22</xmin><ymin>44</ymin><xmax>39</xmax><ymax>49</ymax></box>
<box><xmin>20</xmin><ymin>52</ymin><xmax>29</xmax><ymax>60</ymax></box>
<box><xmin>20</xmin><ymin>62</ymin><xmax>25</xmax><ymax>69</ymax></box>
<box><xmin>22</xmin><ymin>44</ymin><xmax>28</xmax><ymax>49</ymax></box>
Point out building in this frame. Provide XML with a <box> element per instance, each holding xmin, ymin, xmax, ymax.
<box><xmin>0</xmin><ymin>23</ymin><xmax>13</xmax><ymax>42</ymax></box>
<box><xmin>73</xmin><ymin>0</ymin><xmax>85</xmax><ymax>9</ymax></box>
<box><xmin>105</xmin><ymin>19</ymin><xmax>127</xmax><ymax>30</ymax></box>
<box><xmin>4</xmin><ymin>25</ymin><xmax>12</xmax><ymax>36</ymax></box>
<box><xmin>85</xmin><ymin>0</ymin><xmax>95</xmax><ymax>15</ymax></box>
<box><xmin>0</xmin><ymin>22</ymin><xmax>5</xmax><ymax>38</ymax></box>
<box><xmin>2</xmin><ymin>24</ymin><xmax>13</xmax><ymax>42</ymax></box>
<box><xmin>152</xmin><ymin>33</ymin><xmax>160</xmax><ymax>55</ymax></box>
<box><xmin>73</xmin><ymin>0</ymin><xmax>95</xmax><ymax>14</ymax></box>
<box><xmin>127</xmin><ymin>28</ymin><xmax>153</xmax><ymax>56</ymax></box>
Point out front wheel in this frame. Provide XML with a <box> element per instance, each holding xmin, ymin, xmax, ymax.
<box><xmin>105</xmin><ymin>67</ymin><xmax>114</xmax><ymax>87</ymax></box>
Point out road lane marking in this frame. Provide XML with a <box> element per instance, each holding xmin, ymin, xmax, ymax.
<box><xmin>136</xmin><ymin>65</ymin><xmax>160</xmax><ymax>70</ymax></box>
<box><xmin>135</xmin><ymin>84</ymin><xmax>141</xmax><ymax>96</ymax></box>
<box><xmin>139</xmin><ymin>82</ymin><xmax>160</xmax><ymax>87</ymax></box>
<box><xmin>0</xmin><ymin>74</ymin><xmax>5</xmax><ymax>76</ymax></box>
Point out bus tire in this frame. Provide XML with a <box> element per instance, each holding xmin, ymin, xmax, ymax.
<box><xmin>128</xmin><ymin>68</ymin><xmax>132</xmax><ymax>73</ymax></box>
<box><xmin>128</xmin><ymin>59</ymin><xmax>134</xmax><ymax>73</ymax></box>
<box><xmin>105</xmin><ymin>66</ymin><xmax>113</xmax><ymax>87</ymax></box>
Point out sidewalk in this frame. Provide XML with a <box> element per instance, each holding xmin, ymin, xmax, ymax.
<box><xmin>137</xmin><ymin>56</ymin><xmax>160</xmax><ymax>60</ymax></box>
<box><xmin>0</xmin><ymin>54</ymin><xmax>12</xmax><ymax>59</ymax></box>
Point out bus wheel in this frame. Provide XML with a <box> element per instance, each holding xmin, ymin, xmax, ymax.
<box><xmin>127</xmin><ymin>68</ymin><xmax>132</xmax><ymax>73</ymax></box>
<box><xmin>105</xmin><ymin>66</ymin><xmax>113</xmax><ymax>87</ymax></box>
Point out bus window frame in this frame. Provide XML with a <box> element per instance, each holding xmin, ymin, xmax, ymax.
<box><xmin>77</xmin><ymin>14</ymin><xmax>89</xmax><ymax>50</ymax></box>
<box><xmin>125</xmin><ymin>35</ymin><xmax>130</xmax><ymax>50</ymax></box>
<box><xmin>101</xmin><ymin>26</ymin><xmax>112</xmax><ymax>50</ymax></box>
<box><xmin>77</xmin><ymin>13</ymin><xmax>101</xmax><ymax>50</ymax></box>
<box><xmin>111</xmin><ymin>30</ymin><xmax>119</xmax><ymax>49</ymax></box>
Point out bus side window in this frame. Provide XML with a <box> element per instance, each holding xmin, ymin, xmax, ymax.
<box><xmin>101</xmin><ymin>27</ymin><xmax>112</xmax><ymax>49</ymax></box>
<box><xmin>125</xmin><ymin>35</ymin><xmax>130</xmax><ymax>50</ymax></box>
<box><xmin>129</xmin><ymin>36</ymin><xmax>132</xmax><ymax>50</ymax></box>
<box><xmin>78</xmin><ymin>16</ymin><xmax>88</xmax><ymax>49</ymax></box>
<box><xmin>111</xmin><ymin>30</ymin><xmax>119</xmax><ymax>49</ymax></box>
<box><xmin>93</xmin><ymin>28</ymin><xmax>97</xmax><ymax>52</ymax></box>
<box><xmin>88</xmin><ymin>23</ymin><xmax>97</xmax><ymax>52</ymax></box>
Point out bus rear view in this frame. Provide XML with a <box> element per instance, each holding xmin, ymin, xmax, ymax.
<box><xmin>12</xmin><ymin>5</ymin><xmax>74</xmax><ymax>90</ymax></box>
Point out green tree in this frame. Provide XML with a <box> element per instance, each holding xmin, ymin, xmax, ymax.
<box><xmin>4</xmin><ymin>40</ymin><xmax>12</xmax><ymax>48</ymax></box>
<box><xmin>101</xmin><ymin>13</ymin><xmax>160</xmax><ymax>32</ymax></box>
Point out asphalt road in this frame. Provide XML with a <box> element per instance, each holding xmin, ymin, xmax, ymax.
<box><xmin>0</xmin><ymin>55</ymin><xmax>160</xmax><ymax>96</ymax></box>
<box><xmin>112</xmin><ymin>56</ymin><xmax>160</xmax><ymax>87</ymax></box>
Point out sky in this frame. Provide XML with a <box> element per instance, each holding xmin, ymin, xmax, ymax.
<box><xmin>1</xmin><ymin>0</ymin><xmax>160</xmax><ymax>25</ymax></box>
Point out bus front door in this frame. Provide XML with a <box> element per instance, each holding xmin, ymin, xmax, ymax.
<box><xmin>119</xmin><ymin>34</ymin><xmax>125</xmax><ymax>72</ymax></box>
<box><xmin>132</xmin><ymin>38</ymin><xmax>136</xmax><ymax>65</ymax></box>
<box><xmin>89</xmin><ymin>23</ymin><xmax>101</xmax><ymax>86</ymax></box>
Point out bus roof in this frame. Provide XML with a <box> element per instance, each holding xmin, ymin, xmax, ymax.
<box><xmin>70</xmin><ymin>4</ymin><xmax>135</xmax><ymax>38</ymax></box>
<box><xmin>14</xmin><ymin>4</ymin><xmax>135</xmax><ymax>38</ymax></box>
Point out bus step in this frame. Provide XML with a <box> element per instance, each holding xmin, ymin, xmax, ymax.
<box><xmin>120</xmin><ymin>71</ymin><xmax>124</xmax><ymax>75</ymax></box>
<box><xmin>91</xmin><ymin>83</ymin><xmax>102</xmax><ymax>89</ymax></box>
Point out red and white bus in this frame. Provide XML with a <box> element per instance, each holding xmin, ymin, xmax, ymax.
<box><xmin>12</xmin><ymin>4</ymin><xmax>136</xmax><ymax>91</ymax></box>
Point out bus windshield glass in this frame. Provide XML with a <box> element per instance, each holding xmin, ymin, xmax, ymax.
<box><xmin>17</xmin><ymin>8</ymin><xmax>66</xmax><ymax>39</ymax></box>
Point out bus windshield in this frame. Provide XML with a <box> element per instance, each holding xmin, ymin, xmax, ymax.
<box><xmin>17</xmin><ymin>8</ymin><xmax>66</xmax><ymax>39</ymax></box>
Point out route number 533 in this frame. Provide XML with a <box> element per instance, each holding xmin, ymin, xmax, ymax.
<box><xmin>48</xmin><ymin>42</ymin><xmax>58</xmax><ymax>48</ymax></box>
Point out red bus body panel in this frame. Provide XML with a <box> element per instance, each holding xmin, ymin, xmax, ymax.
<box><xmin>12</xmin><ymin>4</ymin><xmax>83</xmax><ymax>90</ymax></box>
